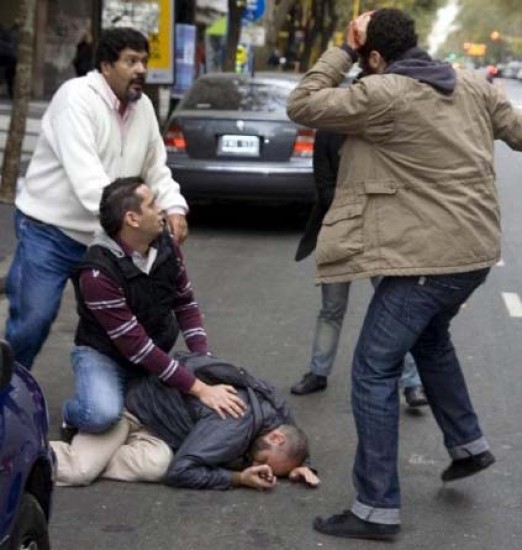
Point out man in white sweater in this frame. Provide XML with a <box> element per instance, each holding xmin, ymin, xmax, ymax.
<box><xmin>5</xmin><ymin>27</ymin><xmax>188</xmax><ymax>369</ymax></box>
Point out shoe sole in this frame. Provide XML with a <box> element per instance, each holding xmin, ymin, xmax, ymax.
<box><xmin>290</xmin><ymin>387</ymin><xmax>327</xmax><ymax>396</ymax></box>
<box><xmin>406</xmin><ymin>400</ymin><xmax>429</xmax><ymax>408</ymax></box>
<box><xmin>442</xmin><ymin>455</ymin><xmax>495</xmax><ymax>482</ymax></box>
<box><xmin>314</xmin><ymin>526</ymin><xmax>399</xmax><ymax>541</ymax></box>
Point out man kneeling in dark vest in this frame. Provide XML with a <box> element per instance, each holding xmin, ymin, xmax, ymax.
<box><xmin>60</xmin><ymin>176</ymin><xmax>247</xmax><ymax>439</ymax></box>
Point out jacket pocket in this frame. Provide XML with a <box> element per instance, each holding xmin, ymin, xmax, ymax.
<box><xmin>316</xmin><ymin>202</ymin><xmax>364</xmax><ymax>266</ymax></box>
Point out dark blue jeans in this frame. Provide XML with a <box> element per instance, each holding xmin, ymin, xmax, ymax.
<box><xmin>350</xmin><ymin>269</ymin><xmax>490</xmax><ymax>525</ymax></box>
<box><xmin>5</xmin><ymin>210</ymin><xmax>86</xmax><ymax>368</ymax></box>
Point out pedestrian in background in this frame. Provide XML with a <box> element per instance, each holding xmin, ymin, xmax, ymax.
<box><xmin>5</xmin><ymin>27</ymin><xmax>189</xmax><ymax>369</ymax></box>
<box><xmin>72</xmin><ymin>28</ymin><xmax>94</xmax><ymax>76</ymax></box>
<box><xmin>291</xmin><ymin>129</ymin><xmax>428</xmax><ymax>410</ymax></box>
<box><xmin>288</xmin><ymin>7</ymin><xmax>522</xmax><ymax>541</ymax></box>
<box><xmin>0</xmin><ymin>23</ymin><xmax>18</xmax><ymax>98</ymax></box>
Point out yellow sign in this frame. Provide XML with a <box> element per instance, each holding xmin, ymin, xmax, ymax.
<box><xmin>147</xmin><ymin>0</ymin><xmax>174</xmax><ymax>83</ymax></box>
<box><xmin>464</xmin><ymin>42</ymin><xmax>486</xmax><ymax>57</ymax></box>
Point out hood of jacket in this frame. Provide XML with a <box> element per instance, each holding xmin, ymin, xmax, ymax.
<box><xmin>384</xmin><ymin>47</ymin><xmax>456</xmax><ymax>95</ymax></box>
<box><xmin>90</xmin><ymin>230</ymin><xmax>126</xmax><ymax>258</ymax></box>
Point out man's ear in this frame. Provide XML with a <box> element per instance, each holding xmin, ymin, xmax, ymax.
<box><xmin>100</xmin><ymin>60</ymin><xmax>112</xmax><ymax>78</ymax></box>
<box><xmin>124</xmin><ymin>210</ymin><xmax>140</xmax><ymax>229</ymax></box>
<box><xmin>266</xmin><ymin>429</ymin><xmax>286</xmax><ymax>446</ymax></box>
<box><xmin>368</xmin><ymin>50</ymin><xmax>387</xmax><ymax>73</ymax></box>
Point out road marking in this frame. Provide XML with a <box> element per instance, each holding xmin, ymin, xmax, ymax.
<box><xmin>502</xmin><ymin>292</ymin><xmax>522</xmax><ymax>318</ymax></box>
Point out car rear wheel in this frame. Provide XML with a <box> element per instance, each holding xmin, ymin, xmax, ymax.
<box><xmin>9</xmin><ymin>493</ymin><xmax>50</xmax><ymax>550</ymax></box>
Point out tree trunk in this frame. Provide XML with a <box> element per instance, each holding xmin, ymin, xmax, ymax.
<box><xmin>320</xmin><ymin>0</ymin><xmax>336</xmax><ymax>53</ymax></box>
<box><xmin>0</xmin><ymin>0</ymin><xmax>37</xmax><ymax>204</ymax></box>
<box><xmin>223</xmin><ymin>0</ymin><xmax>245</xmax><ymax>72</ymax></box>
<box><xmin>300</xmin><ymin>0</ymin><xmax>323</xmax><ymax>72</ymax></box>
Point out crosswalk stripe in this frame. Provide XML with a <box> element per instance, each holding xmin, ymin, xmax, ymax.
<box><xmin>502</xmin><ymin>292</ymin><xmax>522</xmax><ymax>318</ymax></box>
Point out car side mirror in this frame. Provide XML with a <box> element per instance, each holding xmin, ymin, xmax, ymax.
<box><xmin>0</xmin><ymin>339</ymin><xmax>14</xmax><ymax>392</ymax></box>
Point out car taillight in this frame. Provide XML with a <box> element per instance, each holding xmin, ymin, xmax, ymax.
<box><xmin>292</xmin><ymin>128</ymin><xmax>315</xmax><ymax>158</ymax></box>
<box><xmin>164</xmin><ymin>123</ymin><xmax>187</xmax><ymax>153</ymax></box>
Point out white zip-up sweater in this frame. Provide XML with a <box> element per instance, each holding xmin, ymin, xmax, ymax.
<box><xmin>17</xmin><ymin>71</ymin><xmax>187</xmax><ymax>244</ymax></box>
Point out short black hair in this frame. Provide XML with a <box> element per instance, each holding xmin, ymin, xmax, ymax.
<box><xmin>278</xmin><ymin>424</ymin><xmax>309</xmax><ymax>465</ymax></box>
<box><xmin>359</xmin><ymin>8</ymin><xmax>418</xmax><ymax>63</ymax></box>
<box><xmin>99</xmin><ymin>176</ymin><xmax>145</xmax><ymax>237</ymax></box>
<box><xmin>95</xmin><ymin>27</ymin><xmax>149</xmax><ymax>71</ymax></box>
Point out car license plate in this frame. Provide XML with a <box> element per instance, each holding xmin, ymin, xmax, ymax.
<box><xmin>218</xmin><ymin>135</ymin><xmax>260</xmax><ymax>157</ymax></box>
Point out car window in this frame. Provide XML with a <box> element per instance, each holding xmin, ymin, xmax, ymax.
<box><xmin>180</xmin><ymin>77</ymin><xmax>294</xmax><ymax>114</ymax></box>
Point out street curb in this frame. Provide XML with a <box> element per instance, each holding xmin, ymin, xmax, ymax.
<box><xmin>0</xmin><ymin>255</ymin><xmax>11</xmax><ymax>295</ymax></box>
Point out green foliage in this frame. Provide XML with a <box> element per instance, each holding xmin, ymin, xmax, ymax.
<box><xmin>334</xmin><ymin>0</ymin><xmax>445</xmax><ymax>45</ymax></box>
<box><xmin>440</xmin><ymin>0</ymin><xmax>522</xmax><ymax>60</ymax></box>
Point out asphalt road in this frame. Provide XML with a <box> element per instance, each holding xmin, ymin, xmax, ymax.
<box><xmin>6</xmin><ymin>79</ymin><xmax>522</xmax><ymax>550</ymax></box>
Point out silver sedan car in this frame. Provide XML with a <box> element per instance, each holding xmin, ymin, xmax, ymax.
<box><xmin>163</xmin><ymin>72</ymin><xmax>315</xmax><ymax>204</ymax></box>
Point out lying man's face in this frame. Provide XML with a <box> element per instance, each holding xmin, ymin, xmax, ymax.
<box><xmin>249</xmin><ymin>428</ymin><xmax>301</xmax><ymax>477</ymax></box>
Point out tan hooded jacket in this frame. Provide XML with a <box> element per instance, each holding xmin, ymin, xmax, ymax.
<box><xmin>287</xmin><ymin>47</ymin><xmax>522</xmax><ymax>283</ymax></box>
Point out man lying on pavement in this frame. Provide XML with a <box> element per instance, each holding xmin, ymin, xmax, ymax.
<box><xmin>51</xmin><ymin>354</ymin><xmax>320</xmax><ymax>490</ymax></box>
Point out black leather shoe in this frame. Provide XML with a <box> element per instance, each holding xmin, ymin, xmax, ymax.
<box><xmin>404</xmin><ymin>385</ymin><xmax>428</xmax><ymax>408</ymax></box>
<box><xmin>314</xmin><ymin>510</ymin><xmax>400</xmax><ymax>541</ymax></box>
<box><xmin>60</xmin><ymin>422</ymin><xmax>78</xmax><ymax>444</ymax></box>
<box><xmin>290</xmin><ymin>373</ymin><xmax>327</xmax><ymax>395</ymax></box>
<box><xmin>441</xmin><ymin>450</ymin><xmax>495</xmax><ymax>482</ymax></box>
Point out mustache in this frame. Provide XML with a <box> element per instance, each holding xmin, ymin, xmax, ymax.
<box><xmin>131</xmin><ymin>77</ymin><xmax>145</xmax><ymax>86</ymax></box>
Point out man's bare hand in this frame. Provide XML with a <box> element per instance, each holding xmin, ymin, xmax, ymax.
<box><xmin>166</xmin><ymin>213</ymin><xmax>188</xmax><ymax>244</ymax></box>
<box><xmin>190</xmin><ymin>380</ymin><xmax>247</xmax><ymax>419</ymax></box>
<box><xmin>240</xmin><ymin>465</ymin><xmax>277</xmax><ymax>490</ymax></box>
<box><xmin>346</xmin><ymin>11</ymin><xmax>374</xmax><ymax>50</ymax></box>
<box><xmin>288</xmin><ymin>466</ymin><xmax>321</xmax><ymax>488</ymax></box>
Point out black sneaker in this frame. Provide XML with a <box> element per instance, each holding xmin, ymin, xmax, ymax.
<box><xmin>60</xmin><ymin>422</ymin><xmax>78</xmax><ymax>444</ymax></box>
<box><xmin>290</xmin><ymin>373</ymin><xmax>327</xmax><ymax>395</ymax></box>
<box><xmin>441</xmin><ymin>450</ymin><xmax>496</xmax><ymax>482</ymax></box>
<box><xmin>404</xmin><ymin>385</ymin><xmax>428</xmax><ymax>408</ymax></box>
<box><xmin>313</xmin><ymin>510</ymin><xmax>400</xmax><ymax>541</ymax></box>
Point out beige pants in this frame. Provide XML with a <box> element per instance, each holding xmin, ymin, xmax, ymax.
<box><xmin>50</xmin><ymin>411</ymin><xmax>173</xmax><ymax>487</ymax></box>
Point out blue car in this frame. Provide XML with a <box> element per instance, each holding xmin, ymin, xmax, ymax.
<box><xmin>0</xmin><ymin>340</ymin><xmax>54</xmax><ymax>550</ymax></box>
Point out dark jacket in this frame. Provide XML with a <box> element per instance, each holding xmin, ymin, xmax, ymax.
<box><xmin>125</xmin><ymin>354</ymin><xmax>296</xmax><ymax>490</ymax></box>
<box><xmin>73</xmin><ymin>230</ymin><xmax>180</xmax><ymax>371</ymax></box>
<box><xmin>295</xmin><ymin>130</ymin><xmax>345</xmax><ymax>261</ymax></box>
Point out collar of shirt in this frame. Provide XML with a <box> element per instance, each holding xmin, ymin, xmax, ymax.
<box><xmin>114</xmin><ymin>236</ymin><xmax>158</xmax><ymax>275</ymax></box>
<box><xmin>97</xmin><ymin>72</ymin><xmax>137</xmax><ymax>124</ymax></box>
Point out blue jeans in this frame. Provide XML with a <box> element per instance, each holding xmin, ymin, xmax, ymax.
<box><xmin>5</xmin><ymin>210</ymin><xmax>86</xmax><ymax>369</ymax></box>
<box><xmin>63</xmin><ymin>346</ymin><xmax>135</xmax><ymax>433</ymax></box>
<box><xmin>350</xmin><ymin>269</ymin><xmax>490</xmax><ymax>525</ymax></box>
<box><xmin>310</xmin><ymin>281</ymin><xmax>422</xmax><ymax>388</ymax></box>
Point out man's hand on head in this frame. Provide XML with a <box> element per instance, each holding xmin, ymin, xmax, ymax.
<box><xmin>239</xmin><ymin>465</ymin><xmax>277</xmax><ymax>490</ymax></box>
<box><xmin>288</xmin><ymin>466</ymin><xmax>321</xmax><ymax>488</ymax></box>
<box><xmin>166</xmin><ymin>212</ymin><xmax>188</xmax><ymax>244</ymax></box>
<box><xmin>346</xmin><ymin>11</ymin><xmax>374</xmax><ymax>50</ymax></box>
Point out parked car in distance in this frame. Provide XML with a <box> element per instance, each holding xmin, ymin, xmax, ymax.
<box><xmin>503</xmin><ymin>60</ymin><xmax>522</xmax><ymax>79</ymax></box>
<box><xmin>163</xmin><ymin>72</ymin><xmax>316</xmax><ymax>204</ymax></box>
<box><xmin>0</xmin><ymin>340</ymin><xmax>54</xmax><ymax>550</ymax></box>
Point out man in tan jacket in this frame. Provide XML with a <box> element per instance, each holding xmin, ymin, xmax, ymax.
<box><xmin>287</xmin><ymin>8</ymin><xmax>522</xmax><ymax>541</ymax></box>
